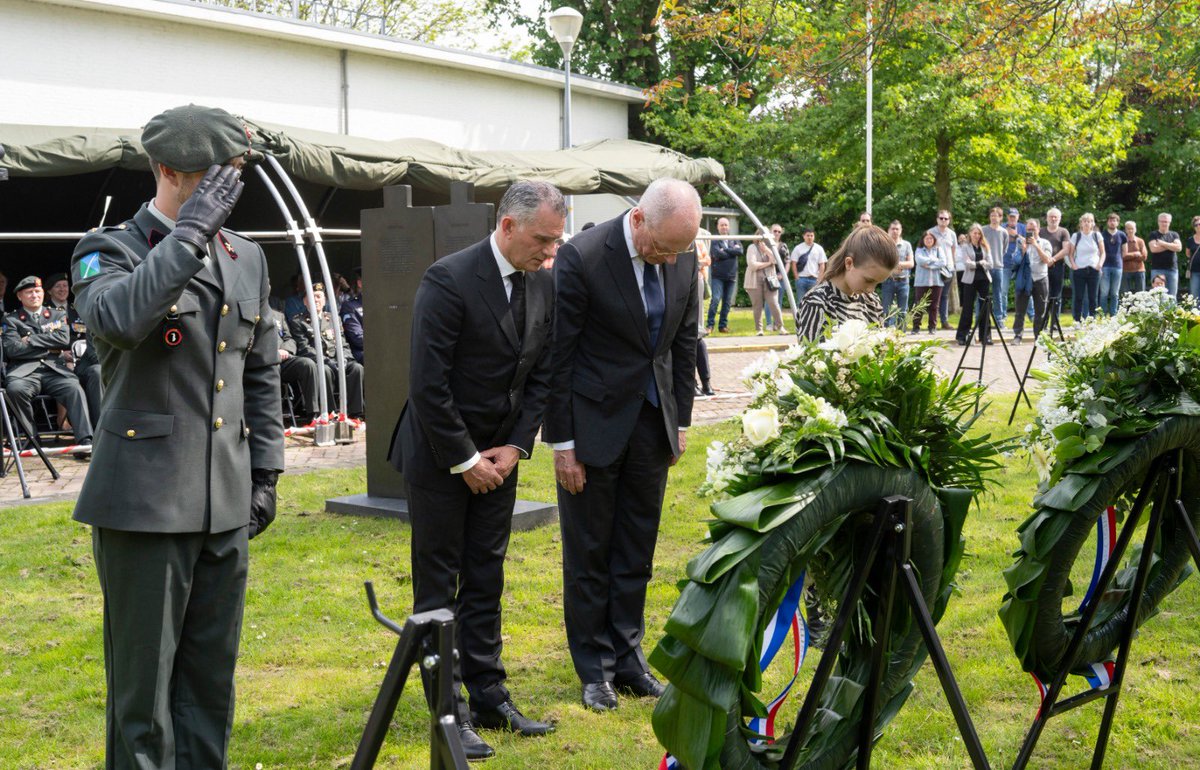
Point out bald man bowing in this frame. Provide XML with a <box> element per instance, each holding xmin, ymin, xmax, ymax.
<box><xmin>544</xmin><ymin>178</ymin><xmax>701</xmax><ymax>711</ymax></box>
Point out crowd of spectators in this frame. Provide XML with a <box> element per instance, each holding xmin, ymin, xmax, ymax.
<box><xmin>693</xmin><ymin>206</ymin><xmax>1200</xmax><ymax>348</ymax></box>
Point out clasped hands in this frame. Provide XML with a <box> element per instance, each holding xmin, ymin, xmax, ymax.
<box><xmin>462</xmin><ymin>445</ymin><xmax>520</xmax><ymax>494</ymax></box>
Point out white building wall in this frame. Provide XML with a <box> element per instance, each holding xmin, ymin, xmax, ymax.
<box><xmin>0</xmin><ymin>0</ymin><xmax>638</xmax><ymax>151</ymax></box>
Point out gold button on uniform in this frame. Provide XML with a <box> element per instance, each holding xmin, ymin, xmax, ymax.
<box><xmin>216</xmin><ymin>379</ymin><xmax>225</xmax><ymax>392</ymax></box>
<box><xmin>218</xmin><ymin>341</ymin><xmax>226</xmax><ymax>352</ymax></box>
<box><xmin>126</xmin><ymin>429</ymin><xmax>136</xmax><ymax>438</ymax></box>
<box><xmin>169</xmin><ymin>305</ymin><xmax>178</xmax><ymax>314</ymax></box>
<box><xmin>214</xmin><ymin>418</ymin><xmax>224</xmax><ymax>429</ymax></box>
<box><xmin>221</xmin><ymin>304</ymin><xmax>230</xmax><ymax>316</ymax></box>
<box><xmin>254</xmin><ymin>314</ymin><xmax>261</xmax><ymax>323</ymax></box>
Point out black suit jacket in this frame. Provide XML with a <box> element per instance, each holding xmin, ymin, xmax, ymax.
<box><xmin>388</xmin><ymin>237</ymin><xmax>555</xmax><ymax>489</ymax></box>
<box><xmin>543</xmin><ymin>213</ymin><xmax>699</xmax><ymax>468</ymax></box>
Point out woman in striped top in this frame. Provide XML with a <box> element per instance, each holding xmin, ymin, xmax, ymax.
<box><xmin>797</xmin><ymin>225</ymin><xmax>898</xmax><ymax>341</ymax></box>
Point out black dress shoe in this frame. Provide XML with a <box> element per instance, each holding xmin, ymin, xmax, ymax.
<box><xmin>473</xmin><ymin>700</ymin><xmax>555</xmax><ymax>736</ymax></box>
<box><xmin>614</xmin><ymin>672</ymin><xmax>666</xmax><ymax>698</ymax></box>
<box><xmin>457</xmin><ymin>721</ymin><xmax>495</xmax><ymax>761</ymax></box>
<box><xmin>581</xmin><ymin>681</ymin><xmax>618</xmax><ymax>711</ymax></box>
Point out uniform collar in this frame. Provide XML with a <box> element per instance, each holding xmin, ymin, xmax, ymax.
<box><xmin>148</xmin><ymin>199</ymin><xmax>176</xmax><ymax>229</ymax></box>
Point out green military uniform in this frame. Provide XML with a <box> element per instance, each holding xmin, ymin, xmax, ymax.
<box><xmin>50</xmin><ymin>295</ymin><xmax>103</xmax><ymax>423</ymax></box>
<box><xmin>272</xmin><ymin>307</ymin><xmax>330</xmax><ymax>420</ymax></box>
<box><xmin>2</xmin><ymin>298</ymin><xmax>94</xmax><ymax>444</ymax></box>
<box><xmin>71</xmin><ymin>105</ymin><xmax>283</xmax><ymax>770</ymax></box>
<box><xmin>287</xmin><ymin>304</ymin><xmax>365</xmax><ymax>417</ymax></box>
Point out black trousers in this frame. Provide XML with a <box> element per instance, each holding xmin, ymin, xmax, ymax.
<box><xmin>92</xmin><ymin>526</ymin><xmax>248</xmax><ymax>770</ymax></box>
<box><xmin>279</xmin><ymin>355</ymin><xmax>330</xmax><ymax>417</ymax></box>
<box><xmin>559</xmin><ymin>401</ymin><xmax>672</xmax><ymax>683</ymax></box>
<box><xmin>956</xmin><ymin>277</ymin><xmax>993</xmax><ymax>343</ymax></box>
<box><xmin>408</xmin><ymin>469</ymin><xmax>519</xmax><ymax>718</ymax></box>
<box><xmin>695</xmin><ymin>337</ymin><xmax>710</xmax><ymax>387</ymax></box>
<box><xmin>77</xmin><ymin>361</ymin><xmax>104</xmax><ymax>428</ymax></box>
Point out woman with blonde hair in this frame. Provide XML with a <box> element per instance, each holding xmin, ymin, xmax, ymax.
<box><xmin>797</xmin><ymin>225</ymin><xmax>897</xmax><ymax>340</ymax></box>
<box><xmin>955</xmin><ymin>223</ymin><xmax>993</xmax><ymax>345</ymax></box>
<box><xmin>746</xmin><ymin>234</ymin><xmax>786</xmax><ymax>335</ymax></box>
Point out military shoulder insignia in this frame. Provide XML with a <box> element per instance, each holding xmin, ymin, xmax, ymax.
<box><xmin>218</xmin><ymin>232</ymin><xmax>238</xmax><ymax>260</ymax></box>
<box><xmin>78</xmin><ymin>252</ymin><xmax>102</xmax><ymax>280</ymax></box>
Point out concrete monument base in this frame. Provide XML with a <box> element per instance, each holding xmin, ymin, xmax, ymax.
<box><xmin>324</xmin><ymin>494</ymin><xmax>558</xmax><ymax>531</ymax></box>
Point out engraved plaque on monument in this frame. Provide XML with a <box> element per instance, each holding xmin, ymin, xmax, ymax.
<box><xmin>326</xmin><ymin>181</ymin><xmax>558</xmax><ymax>530</ymax></box>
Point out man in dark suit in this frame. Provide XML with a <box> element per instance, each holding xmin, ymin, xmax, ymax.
<box><xmin>388</xmin><ymin>180</ymin><xmax>563</xmax><ymax>759</ymax></box>
<box><xmin>544</xmin><ymin>178</ymin><xmax>702</xmax><ymax>711</ymax></box>
<box><xmin>70</xmin><ymin>105</ymin><xmax>283</xmax><ymax>770</ymax></box>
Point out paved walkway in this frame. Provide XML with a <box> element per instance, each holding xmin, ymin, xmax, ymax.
<box><xmin>1</xmin><ymin>431</ymin><xmax>368</xmax><ymax>507</ymax></box>
<box><xmin>2</xmin><ymin>328</ymin><xmax>1044</xmax><ymax>506</ymax></box>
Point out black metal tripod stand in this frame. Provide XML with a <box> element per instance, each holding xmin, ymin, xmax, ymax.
<box><xmin>778</xmin><ymin>496</ymin><xmax>991</xmax><ymax>770</ymax></box>
<box><xmin>1010</xmin><ymin>449</ymin><xmax>1200</xmax><ymax>769</ymax></box>
<box><xmin>0</xmin><ymin>348</ymin><xmax>60</xmax><ymax>498</ymax></box>
<box><xmin>953</xmin><ymin>293</ymin><xmax>1028</xmax><ymax>413</ymax></box>
<box><xmin>350</xmin><ymin>582</ymin><xmax>469</xmax><ymax>770</ymax></box>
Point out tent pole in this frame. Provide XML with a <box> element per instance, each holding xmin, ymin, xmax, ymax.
<box><xmin>253</xmin><ymin>164</ymin><xmax>331</xmax><ymax>423</ymax></box>
<box><xmin>265</xmin><ymin>155</ymin><xmax>351</xmax><ymax>421</ymax></box>
<box><xmin>716</xmin><ymin>181</ymin><xmax>799</xmax><ymax>337</ymax></box>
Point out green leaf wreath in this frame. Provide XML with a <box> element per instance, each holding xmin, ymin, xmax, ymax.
<box><xmin>1000</xmin><ymin>288</ymin><xmax>1200</xmax><ymax>682</ymax></box>
<box><xmin>651</xmin><ymin>321</ymin><xmax>1007</xmax><ymax>770</ymax></box>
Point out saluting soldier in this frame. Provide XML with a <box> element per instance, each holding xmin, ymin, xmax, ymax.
<box><xmin>287</xmin><ymin>282</ymin><xmax>364</xmax><ymax>418</ymax></box>
<box><xmin>2</xmin><ymin>275</ymin><xmax>93</xmax><ymax>449</ymax></box>
<box><xmin>46</xmin><ymin>271</ymin><xmax>102</xmax><ymax>422</ymax></box>
<box><xmin>70</xmin><ymin>105</ymin><xmax>284</xmax><ymax>770</ymax></box>
<box><xmin>272</xmin><ymin>306</ymin><xmax>330</xmax><ymax>423</ymax></box>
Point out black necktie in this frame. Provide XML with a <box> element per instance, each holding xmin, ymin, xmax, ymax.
<box><xmin>510</xmin><ymin>271</ymin><xmax>526</xmax><ymax>341</ymax></box>
<box><xmin>643</xmin><ymin>263</ymin><xmax>664</xmax><ymax>406</ymax></box>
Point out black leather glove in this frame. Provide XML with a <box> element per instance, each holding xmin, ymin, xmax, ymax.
<box><xmin>248</xmin><ymin>468</ymin><xmax>280</xmax><ymax>539</ymax></box>
<box><xmin>172</xmin><ymin>164</ymin><xmax>245</xmax><ymax>252</ymax></box>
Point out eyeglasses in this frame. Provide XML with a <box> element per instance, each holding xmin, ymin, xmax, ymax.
<box><xmin>646</xmin><ymin>234</ymin><xmax>683</xmax><ymax>260</ymax></box>
<box><xmin>938</xmin><ymin>216</ymin><xmax>950</xmax><ymax>221</ymax></box>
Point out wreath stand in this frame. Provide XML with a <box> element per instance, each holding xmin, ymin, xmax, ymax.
<box><xmin>779</xmin><ymin>495</ymin><xmax>991</xmax><ymax>770</ymax></box>
<box><xmin>1010</xmin><ymin>449</ymin><xmax>1200</xmax><ymax>770</ymax></box>
<box><xmin>350</xmin><ymin>582</ymin><xmax>469</xmax><ymax>770</ymax></box>
<box><xmin>952</xmin><ymin>294</ymin><xmax>1028</xmax><ymax>416</ymax></box>
<box><xmin>1044</xmin><ymin>295</ymin><xmax>1066</xmax><ymax>343</ymax></box>
<box><xmin>1007</xmin><ymin>345</ymin><xmax>1038</xmax><ymax>425</ymax></box>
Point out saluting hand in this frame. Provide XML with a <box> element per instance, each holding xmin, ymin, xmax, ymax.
<box><xmin>463</xmin><ymin>457</ymin><xmax>504</xmax><ymax>494</ymax></box>
<box><xmin>172</xmin><ymin>164</ymin><xmax>245</xmax><ymax>251</ymax></box>
<box><xmin>554</xmin><ymin>448</ymin><xmax>587</xmax><ymax>495</ymax></box>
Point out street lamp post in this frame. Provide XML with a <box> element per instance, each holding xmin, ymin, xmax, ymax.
<box><xmin>547</xmin><ymin>6</ymin><xmax>583</xmax><ymax>234</ymax></box>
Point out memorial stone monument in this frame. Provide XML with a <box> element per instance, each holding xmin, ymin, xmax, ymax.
<box><xmin>325</xmin><ymin>182</ymin><xmax>558</xmax><ymax>530</ymax></box>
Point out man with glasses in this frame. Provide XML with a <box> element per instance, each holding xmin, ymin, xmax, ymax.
<box><xmin>926</xmin><ymin>210</ymin><xmax>957</xmax><ymax>330</ymax></box>
<box><xmin>545</xmin><ymin>178</ymin><xmax>701</xmax><ymax>712</ymax></box>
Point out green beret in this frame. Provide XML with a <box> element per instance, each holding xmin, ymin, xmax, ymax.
<box><xmin>15</xmin><ymin>275</ymin><xmax>43</xmax><ymax>293</ymax></box>
<box><xmin>142</xmin><ymin>105</ymin><xmax>254</xmax><ymax>173</ymax></box>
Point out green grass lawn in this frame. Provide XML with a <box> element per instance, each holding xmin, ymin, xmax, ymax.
<box><xmin>2</xmin><ymin>406</ymin><xmax>1197</xmax><ymax>769</ymax></box>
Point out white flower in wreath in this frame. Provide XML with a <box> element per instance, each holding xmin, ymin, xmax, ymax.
<box><xmin>814</xmin><ymin>397</ymin><xmax>849</xmax><ymax>429</ymax></box>
<box><xmin>773</xmin><ymin>369</ymin><xmax>799</xmax><ymax>396</ymax></box>
<box><xmin>741</xmin><ymin>351</ymin><xmax>781</xmax><ymax>387</ymax></box>
<box><xmin>743</xmin><ymin>404</ymin><xmax>781</xmax><ymax>447</ymax></box>
<box><xmin>1030</xmin><ymin>440</ymin><xmax>1053</xmax><ymax>484</ymax></box>
<box><xmin>820</xmin><ymin>318</ymin><xmax>875</xmax><ymax>361</ymax></box>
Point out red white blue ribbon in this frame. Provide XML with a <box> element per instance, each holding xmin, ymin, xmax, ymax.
<box><xmin>1031</xmin><ymin>506</ymin><xmax>1118</xmax><ymax>711</ymax></box>
<box><xmin>658</xmin><ymin>574</ymin><xmax>811</xmax><ymax>769</ymax></box>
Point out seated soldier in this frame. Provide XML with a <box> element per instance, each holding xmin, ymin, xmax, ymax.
<box><xmin>2</xmin><ymin>275</ymin><xmax>93</xmax><ymax>452</ymax></box>
<box><xmin>272</xmin><ymin>307</ymin><xmax>331</xmax><ymax>423</ymax></box>
<box><xmin>341</xmin><ymin>267</ymin><xmax>364</xmax><ymax>364</ymax></box>
<box><xmin>46</xmin><ymin>272</ymin><xmax>103</xmax><ymax>423</ymax></box>
<box><xmin>287</xmin><ymin>282</ymin><xmax>364</xmax><ymax>418</ymax></box>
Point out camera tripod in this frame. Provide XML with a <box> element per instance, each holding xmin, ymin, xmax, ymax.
<box><xmin>0</xmin><ymin>370</ymin><xmax>60</xmax><ymax>498</ymax></box>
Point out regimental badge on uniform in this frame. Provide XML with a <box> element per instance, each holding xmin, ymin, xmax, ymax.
<box><xmin>78</xmin><ymin>252</ymin><xmax>102</xmax><ymax>280</ymax></box>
